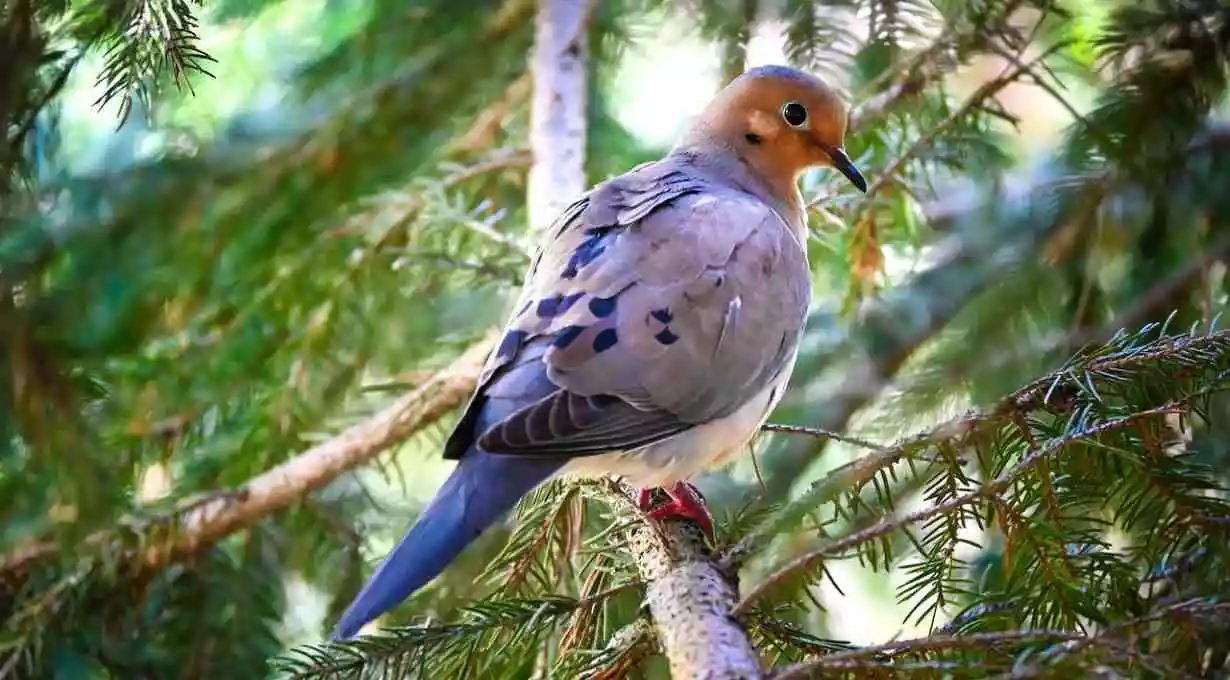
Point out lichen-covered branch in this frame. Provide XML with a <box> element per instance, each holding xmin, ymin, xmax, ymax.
<box><xmin>591</xmin><ymin>482</ymin><xmax>764</xmax><ymax>679</ymax></box>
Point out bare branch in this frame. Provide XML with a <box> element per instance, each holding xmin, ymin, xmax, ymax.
<box><xmin>760</xmin><ymin>422</ymin><xmax>889</xmax><ymax>452</ymax></box>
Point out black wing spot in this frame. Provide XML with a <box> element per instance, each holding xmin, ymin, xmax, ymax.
<box><xmin>650</xmin><ymin>308</ymin><xmax>673</xmax><ymax>324</ymax></box>
<box><xmin>593</xmin><ymin>328</ymin><xmax>619</xmax><ymax>353</ymax></box>
<box><xmin>654</xmin><ymin>328</ymin><xmax>680</xmax><ymax>345</ymax></box>
<box><xmin>537</xmin><ymin>296</ymin><xmax>563</xmax><ymax>318</ymax></box>
<box><xmin>553</xmin><ymin>325</ymin><xmax>586</xmax><ymax>349</ymax></box>
<box><xmin>588</xmin><ymin>296</ymin><xmax>616</xmax><ymax>318</ymax></box>
<box><xmin>560</xmin><ymin>292</ymin><xmax>585</xmax><ymax>314</ymax></box>
<box><xmin>537</xmin><ymin>292</ymin><xmax>584</xmax><ymax>318</ymax></box>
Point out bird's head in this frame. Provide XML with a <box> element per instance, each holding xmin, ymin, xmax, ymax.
<box><xmin>689</xmin><ymin>65</ymin><xmax>867</xmax><ymax>195</ymax></box>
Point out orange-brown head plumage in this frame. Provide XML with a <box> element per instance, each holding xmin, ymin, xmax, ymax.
<box><xmin>677</xmin><ymin>65</ymin><xmax>866</xmax><ymax>213</ymax></box>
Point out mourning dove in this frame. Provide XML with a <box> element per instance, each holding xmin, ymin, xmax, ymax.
<box><xmin>334</xmin><ymin>65</ymin><xmax>866</xmax><ymax>640</ymax></box>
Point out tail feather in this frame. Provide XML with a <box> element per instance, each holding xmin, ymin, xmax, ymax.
<box><xmin>332</xmin><ymin>451</ymin><xmax>565</xmax><ymax>639</ymax></box>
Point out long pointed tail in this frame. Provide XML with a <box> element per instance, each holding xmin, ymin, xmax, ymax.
<box><xmin>332</xmin><ymin>451</ymin><xmax>565</xmax><ymax>640</ymax></box>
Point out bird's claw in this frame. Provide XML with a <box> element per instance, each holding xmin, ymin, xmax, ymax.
<box><xmin>637</xmin><ymin>481</ymin><xmax>716</xmax><ymax>542</ymax></box>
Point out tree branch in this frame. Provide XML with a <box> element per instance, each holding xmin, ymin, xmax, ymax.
<box><xmin>844</xmin><ymin>0</ymin><xmax>1032</xmax><ymax>134</ymax></box>
<box><xmin>855</xmin><ymin>40</ymin><xmax>1070</xmax><ymax>206</ymax></box>
<box><xmin>0</xmin><ymin>338</ymin><xmax>493</xmax><ymax>576</ymax></box>
<box><xmin>770</xmin><ymin>600</ymin><xmax>1230</xmax><ymax>678</ymax></box>
<box><xmin>589</xmin><ymin>481</ymin><xmax>764</xmax><ymax>679</ymax></box>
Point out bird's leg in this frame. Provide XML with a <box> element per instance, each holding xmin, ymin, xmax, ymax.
<box><xmin>637</xmin><ymin>481</ymin><xmax>715</xmax><ymax>542</ymax></box>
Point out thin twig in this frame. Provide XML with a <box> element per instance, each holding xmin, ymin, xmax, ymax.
<box><xmin>451</xmin><ymin>73</ymin><xmax>532</xmax><ymax>153</ymax></box>
<box><xmin>761</xmin><ymin>422</ymin><xmax>889</xmax><ymax>452</ymax></box>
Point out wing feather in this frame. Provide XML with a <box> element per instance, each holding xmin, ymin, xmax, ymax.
<box><xmin>443</xmin><ymin>158</ymin><xmax>811</xmax><ymax>461</ymax></box>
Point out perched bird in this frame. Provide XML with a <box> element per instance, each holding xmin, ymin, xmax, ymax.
<box><xmin>333</xmin><ymin>64</ymin><xmax>866</xmax><ymax>640</ymax></box>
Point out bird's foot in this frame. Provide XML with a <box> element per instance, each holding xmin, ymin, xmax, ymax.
<box><xmin>637</xmin><ymin>481</ymin><xmax>715</xmax><ymax>542</ymax></box>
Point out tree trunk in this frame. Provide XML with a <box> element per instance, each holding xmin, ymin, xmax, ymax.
<box><xmin>527</xmin><ymin>0</ymin><xmax>590</xmax><ymax>232</ymax></box>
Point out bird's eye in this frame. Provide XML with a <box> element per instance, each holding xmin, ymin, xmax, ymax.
<box><xmin>781</xmin><ymin>101</ymin><xmax>808</xmax><ymax>128</ymax></box>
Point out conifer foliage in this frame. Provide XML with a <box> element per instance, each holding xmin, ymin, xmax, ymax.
<box><xmin>1</xmin><ymin>0</ymin><xmax>1229</xmax><ymax>678</ymax></box>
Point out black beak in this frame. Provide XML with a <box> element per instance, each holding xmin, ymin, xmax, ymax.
<box><xmin>828</xmin><ymin>146</ymin><xmax>867</xmax><ymax>193</ymax></box>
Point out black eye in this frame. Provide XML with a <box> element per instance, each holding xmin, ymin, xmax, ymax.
<box><xmin>782</xmin><ymin>101</ymin><xmax>808</xmax><ymax>127</ymax></box>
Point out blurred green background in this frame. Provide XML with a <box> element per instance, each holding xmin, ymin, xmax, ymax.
<box><xmin>2</xmin><ymin>0</ymin><xmax>1229</xmax><ymax>677</ymax></box>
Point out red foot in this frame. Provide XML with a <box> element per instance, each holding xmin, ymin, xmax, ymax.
<box><xmin>637</xmin><ymin>481</ymin><xmax>715</xmax><ymax>542</ymax></box>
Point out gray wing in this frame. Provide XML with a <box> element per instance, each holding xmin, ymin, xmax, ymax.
<box><xmin>443</xmin><ymin>159</ymin><xmax>811</xmax><ymax>461</ymax></box>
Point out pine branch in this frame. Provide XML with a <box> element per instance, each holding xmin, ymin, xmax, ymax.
<box><xmin>855</xmin><ymin>39</ymin><xmax>1070</xmax><ymax>206</ymax></box>
<box><xmin>574</xmin><ymin>618</ymin><xmax>657</xmax><ymax>679</ymax></box>
<box><xmin>770</xmin><ymin>599</ymin><xmax>1230</xmax><ymax>678</ymax></box>
<box><xmin>742</xmin><ymin>402</ymin><xmax>1185</xmax><ymax>612</ymax></box>
<box><xmin>761</xmin><ymin>1</ymin><xmax>1088</xmax><ymax>495</ymax></box>
<box><xmin>766</xmin><ymin>112</ymin><xmax>1229</xmax><ymax>497</ymax></box>
<box><xmin>0</xmin><ymin>338</ymin><xmax>494</xmax><ymax>577</ymax></box>
<box><xmin>90</xmin><ymin>0</ymin><xmax>217</xmax><ymax>123</ymax></box>
<box><xmin>1</xmin><ymin>0</ymin><xmax>539</xmax><ymax>551</ymax></box>
<box><xmin>844</xmin><ymin>0</ymin><xmax>1038</xmax><ymax>133</ymax></box>
<box><xmin>735</xmin><ymin>327</ymin><xmax>1230</xmax><ymax>613</ymax></box>
<box><xmin>274</xmin><ymin>593</ymin><xmax>610</xmax><ymax>679</ymax></box>
<box><xmin>772</xmin><ymin>630</ymin><xmax>1080</xmax><ymax>679</ymax></box>
<box><xmin>761</xmin><ymin>161</ymin><xmax>1075</xmax><ymax>494</ymax></box>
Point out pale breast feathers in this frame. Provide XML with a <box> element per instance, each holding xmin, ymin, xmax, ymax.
<box><xmin>442</xmin><ymin>160</ymin><xmax>811</xmax><ymax>461</ymax></box>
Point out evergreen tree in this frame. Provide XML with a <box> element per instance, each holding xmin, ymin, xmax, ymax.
<box><xmin>1</xmin><ymin>0</ymin><xmax>1228</xmax><ymax>677</ymax></box>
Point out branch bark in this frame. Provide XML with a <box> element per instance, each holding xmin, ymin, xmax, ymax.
<box><xmin>637</xmin><ymin>538</ymin><xmax>762</xmax><ymax>678</ymax></box>
<box><xmin>594</xmin><ymin>483</ymin><xmax>764</xmax><ymax>679</ymax></box>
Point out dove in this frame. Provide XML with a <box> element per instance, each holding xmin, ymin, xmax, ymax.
<box><xmin>333</xmin><ymin>64</ymin><xmax>866</xmax><ymax>640</ymax></box>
